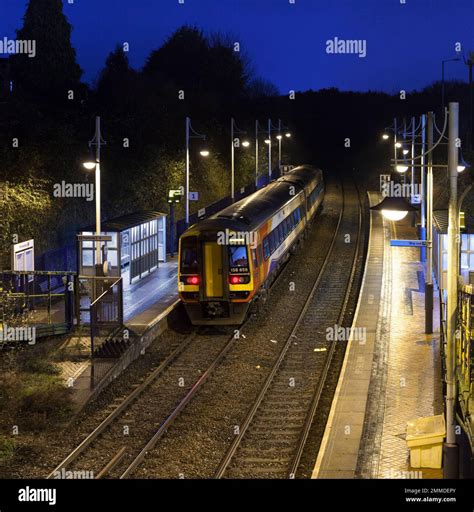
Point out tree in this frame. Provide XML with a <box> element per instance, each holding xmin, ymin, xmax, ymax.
<box><xmin>96</xmin><ymin>45</ymin><xmax>137</xmax><ymax>114</ymax></box>
<box><xmin>11</xmin><ymin>0</ymin><xmax>83</xmax><ymax>103</ymax></box>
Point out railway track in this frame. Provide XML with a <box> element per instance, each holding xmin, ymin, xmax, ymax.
<box><xmin>47</xmin><ymin>232</ymin><xmax>297</xmax><ymax>480</ymax></box>
<box><xmin>213</xmin><ymin>178</ymin><xmax>362</xmax><ymax>479</ymax></box>
<box><xmin>47</xmin><ymin>328</ymin><xmax>240</xmax><ymax>479</ymax></box>
<box><xmin>47</xmin><ymin>177</ymin><xmax>362</xmax><ymax>480</ymax></box>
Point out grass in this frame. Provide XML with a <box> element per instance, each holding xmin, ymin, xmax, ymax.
<box><xmin>0</xmin><ymin>436</ymin><xmax>15</xmax><ymax>462</ymax></box>
<box><xmin>0</xmin><ymin>345</ymin><xmax>73</xmax><ymax>433</ymax></box>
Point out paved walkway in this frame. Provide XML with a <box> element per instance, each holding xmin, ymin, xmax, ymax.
<box><xmin>123</xmin><ymin>256</ymin><xmax>178</xmax><ymax>326</ymax></box>
<box><xmin>313</xmin><ymin>192</ymin><xmax>443</xmax><ymax>479</ymax></box>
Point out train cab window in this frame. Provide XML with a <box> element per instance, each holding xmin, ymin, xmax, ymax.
<box><xmin>229</xmin><ymin>245</ymin><xmax>249</xmax><ymax>273</ymax></box>
<box><xmin>180</xmin><ymin>237</ymin><xmax>199</xmax><ymax>273</ymax></box>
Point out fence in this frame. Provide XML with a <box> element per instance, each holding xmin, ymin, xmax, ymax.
<box><xmin>0</xmin><ymin>270</ymin><xmax>75</xmax><ymax>341</ymax></box>
<box><xmin>80</xmin><ymin>276</ymin><xmax>123</xmax><ymax>356</ymax></box>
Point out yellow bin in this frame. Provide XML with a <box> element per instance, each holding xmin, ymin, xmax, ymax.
<box><xmin>406</xmin><ymin>415</ymin><xmax>446</xmax><ymax>469</ymax></box>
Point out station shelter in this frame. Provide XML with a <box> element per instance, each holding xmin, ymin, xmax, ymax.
<box><xmin>78</xmin><ymin>211</ymin><xmax>167</xmax><ymax>288</ymax></box>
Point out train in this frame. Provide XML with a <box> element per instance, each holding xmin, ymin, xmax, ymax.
<box><xmin>178</xmin><ymin>165</ymin><xmax>325</xmax><ymax>325</ymax></box>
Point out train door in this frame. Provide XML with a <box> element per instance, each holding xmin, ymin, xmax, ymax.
<box><xmin>203</xmin><ymin>242</ymin><xmax>224</xmax><ymax>298</ymax></box>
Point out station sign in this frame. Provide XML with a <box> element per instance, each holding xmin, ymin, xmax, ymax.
<box><xmin>11</xmin><ymin>239</ymin><xmax>34</xmax><ymax>273</ymax></box>
<box><xmin>168</xmin><ymin>189</ymin><xmax>182</xmax><ymax>203</ymax></box>
<box><xmin>390</xmin><ymin>239</ymin><xmax>427</xmax><ymax>247</ymax></box>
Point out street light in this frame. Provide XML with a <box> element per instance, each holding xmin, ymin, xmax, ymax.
<box><xmin>83</xmin><ymin>161</ymin><xmax>96</xmax><ymax>170</ymax></box>
<box><xmin>83</xmin><ymin>116</ymin><xmax>105</xmax><ymax>270</ymax></box>
<box><xmin>230</xmin><ymin>118</ymin><xmax>248</xmax><ymax>202</ymax></box>
<box><xmin>185</xmin><ymin>117</ymin><xmax>207</xmax><ymax>226</ymax></box>
<box><xmin>457</xmin><ymin>150</ymin><xmax>471</xmax><ymax>172</ymax></box>
<box><xmin>242</xmin><ymin>140</ymin><xmax>250</xmax><ymax>148</ymax></box>
<box><xmin>396</xmin><ymin>163</ymin><xmax>409</xmax><ymax>173</ymax></box>
<box><xmin>382</xmin><ymin>133</ymin><xmax>390</xmax><ymax>140</ymax></box>
<box><xmin>370</xmin><ymin>195</ymin><xmax>418</xmax><ymax>221</ymax></box>
<box><xmin>285</xmin><ymin>132</ymin><xmax>291</xmax><ymax>138</ymax></box>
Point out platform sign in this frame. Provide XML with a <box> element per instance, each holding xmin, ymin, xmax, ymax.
<box><xmin>189</xmin><ymin>192</ymin><xmax>199</xmax><ymax>201</ymax></box>
<box><xmin>11</xmin><ymin>239</ymin><xmax>34</xmax><ymax>281</ymax></box>
<box><xmin>411</xmin><ymin>194</ymin><xmax>421</xmax><ymax>204</ymax></box>
<box><xmin>390</xmin><ymin>239</ymin><xmax>427</xmax><ymax>247</ymax></box>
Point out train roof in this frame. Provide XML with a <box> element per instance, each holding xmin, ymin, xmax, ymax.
<box><xmin>183</xmin><ymin>165</ymin><xmax>323</xmax><ymax>234</ymax></box>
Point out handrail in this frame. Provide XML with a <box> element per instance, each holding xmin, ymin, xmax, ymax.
<box><xmin>90</xmin><ymin>277</ymin><xmax>122</xmax><ymax>307</ymax></box>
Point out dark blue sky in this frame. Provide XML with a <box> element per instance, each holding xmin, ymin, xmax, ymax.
<box><xmin>2</xmin><ymin>0</ymin><xmax>472</xmax><ymax>93</ymax></box>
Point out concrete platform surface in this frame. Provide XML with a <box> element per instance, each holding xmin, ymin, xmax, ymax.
<box><xmin>313</xmin><ymin>192</ymin><xmax>443</xmax><ymax>479</ymax></box>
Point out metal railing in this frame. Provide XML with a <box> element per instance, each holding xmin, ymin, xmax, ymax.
<box><xmin>89</xmin><ymin>277</ymin><xmax>123</xmax><ymax>356</ymax></box>
<box><xmin>0</xmin><ymin>271</ymin><xmax>76</xmax><ymax>341</ymax></box>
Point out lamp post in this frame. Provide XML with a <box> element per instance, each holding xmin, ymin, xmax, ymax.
<box><xmin>426</xmin><ymin>111</ymin><xmax>434</xmax><ymax>334</ymax></box>
<box><xmin>83</xmin><ymin>116</ymin><xmax>106</xmax><ymax>269</ymax></box>
<box><xmin>230</xmin><ymin>118</ymin><xmax>248</xmax><ymax>202</ymax></box>
<box><xmin>268</xmin><ymin>118</ymin><xmax>272</xmax><ymax>179</ymax></box>
<box><xmin>444</xmin><ymin>101</ymin><xmax>460</xmax><ymax>479</ymax></box>
<box><xmin>185</xmin><ymin>117</ymin><xmax>208</xmax><ymax>226</ymax></box>
<box><xmin>276</xmin><ymin>119</ymin><xmax>292</xmax><ymax>171</ymax></box>
<box><xmin>255</xmin><ymin>120</ymin><xmax>259</xmax><ymax>188</ymax></box>
<box><xmin>466</xmin><ymin>52</ymin><xmax>474</xmax><ymax>150</ymax></box>
<box><xmin>442</xmin><ymin>57</ymin><xmax>461</xmax><ymax>114</ymax></box>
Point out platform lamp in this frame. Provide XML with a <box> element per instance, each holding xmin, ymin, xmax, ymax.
<box><xmin>370</xmin><ymin>195</ymin><xmax>418</xmax><ymax>221</ymax></box>
<box><xmin>83</xmin><ymin>116</ymin><xmax>106</xmax><ymax>274</ymax></box>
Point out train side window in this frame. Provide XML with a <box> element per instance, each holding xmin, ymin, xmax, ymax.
<box><xmin>278</xmin><ymin>224</ymin><xmax>284</xmax><ymax>244</ymax></box>
<box><xmin>252</xmin><ymin>248</ymin><xmax>258</xmax><ymax>267</ymax></box>
<box><xmin>263</xmin><ymin>238</ymin><xmax>270</xmax><ymax>260</ymax></box>
<box><xmin>269</xmin><ymin>232</ymin><xmax>276</xmax><ymax>254</ymax></box>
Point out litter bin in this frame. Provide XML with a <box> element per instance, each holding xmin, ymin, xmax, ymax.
<box><xmin>406</xmin><ymin>414</ymin><xmax>446</xmax><ymax>469</ymax></box>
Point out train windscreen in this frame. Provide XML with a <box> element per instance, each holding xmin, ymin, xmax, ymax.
<box><xmin>180</xmin><ymin>237</ymin><xmax>199</xmax><ymax>273</ymax></box>
<box><xmin>229</xmin><ymin>245</ymin><xmax>249</xmax><ymax>274</ymax></box>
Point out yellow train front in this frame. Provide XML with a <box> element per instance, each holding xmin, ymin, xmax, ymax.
<box><xmin>178</xmin><ymin>165</ymin><xmax>324</xmax><ymax>325</ymax></box>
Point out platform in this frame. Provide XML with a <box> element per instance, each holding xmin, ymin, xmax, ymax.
<box><xmin>58</xmin><ymin>256</ymin><xmax>180</xmax><ymax>413</ymax></box>
<box><xmin>312</xmin><ymin>192</ymin><xmax>443</xmax><ymax>479</ymax></box>
<box><xmin>123</xmin><ymin>255</ymin><xmax>179</xmax><ymax>334</ymax></box>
